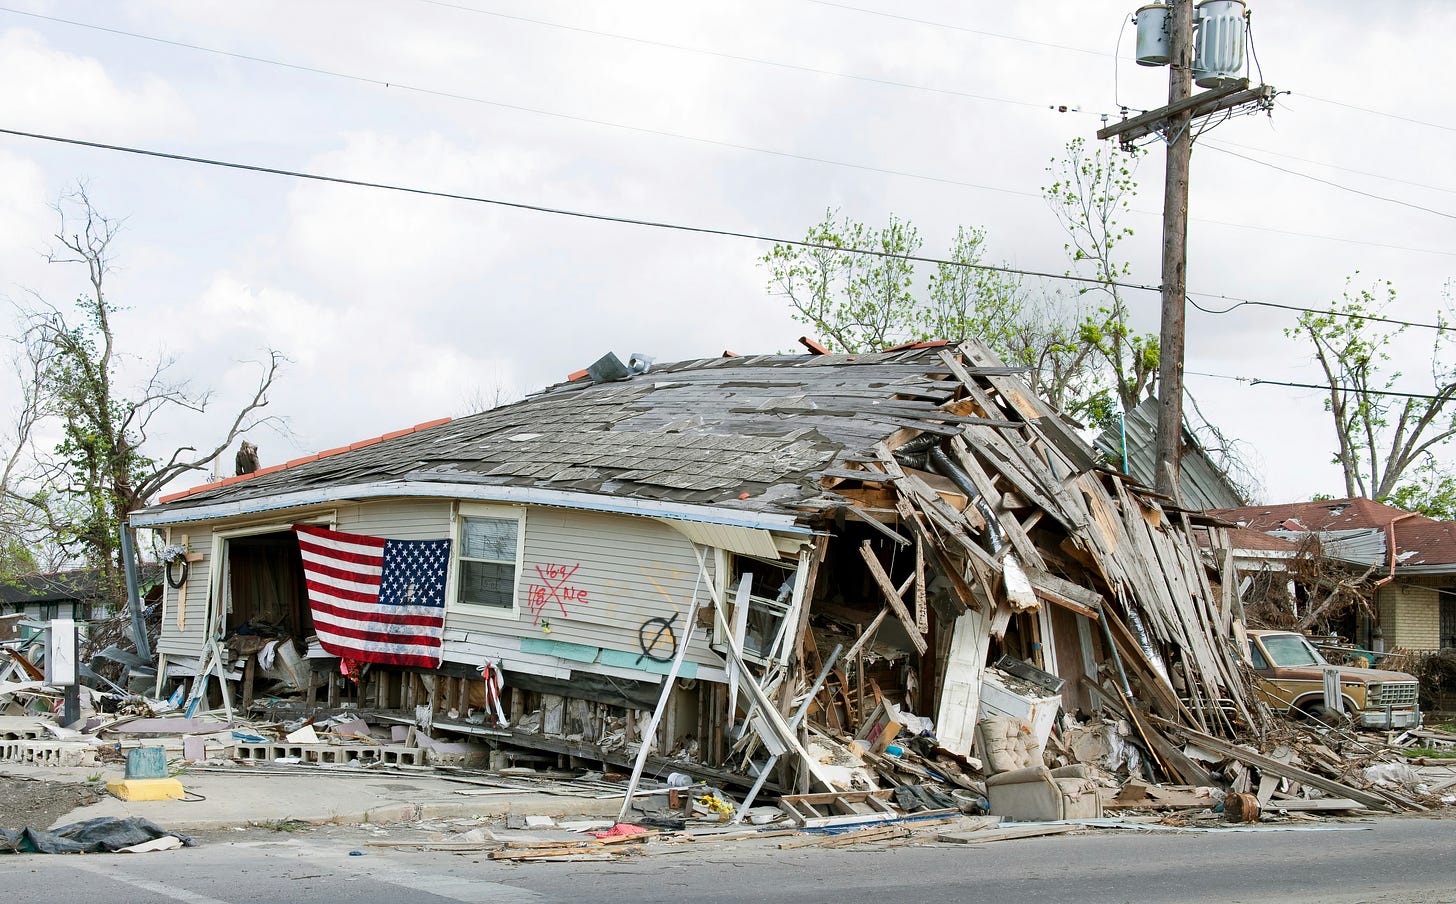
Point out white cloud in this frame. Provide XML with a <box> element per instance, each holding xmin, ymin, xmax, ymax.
<box><xmin>0</xmin><ymin>27</ymin><xmax>189</xmax><ymax>138</ymax></box>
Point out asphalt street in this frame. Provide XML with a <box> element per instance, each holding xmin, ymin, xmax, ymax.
<box><xmin>4</xmin><ymin>816</ymin><xmax>1453</xmax><ymax>904</ymax></box>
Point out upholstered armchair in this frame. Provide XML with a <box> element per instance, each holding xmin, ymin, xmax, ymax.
<box><xmin>975</xmin><ymin>715</ymin><xmax>1102</xmax><ymax>821</ymax></box>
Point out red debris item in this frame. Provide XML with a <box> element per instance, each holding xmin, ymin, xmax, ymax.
<box><xmin>738</xmin><ymin>492</ymin><xmax>751</xmax><ymax>499</ymax></box>
<box><xmin>798</xmin><ymin>336</ymin><xmax>830</xmax><ymax>355</ymax></box>
<box><xmin>589</xmin><ymin>822</ymin><xmax>649</xmax><ymax>839</ymax></box>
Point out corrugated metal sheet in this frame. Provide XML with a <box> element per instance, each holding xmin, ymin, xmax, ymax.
<box><xmin>1094</xmin><ymin>396</ymin><xmax>1244</xmax><ymax>511</ymax></box>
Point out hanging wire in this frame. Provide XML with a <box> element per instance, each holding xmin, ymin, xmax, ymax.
<box><xmin>1113</xmin><ymin>12</ymin><xmax>1133</xmax><ymax>112</ymax></box>
<box><xmin>1246</xmin><ymin>9</ymin><xmax>1266</xmax><ymax>87</ymax></box>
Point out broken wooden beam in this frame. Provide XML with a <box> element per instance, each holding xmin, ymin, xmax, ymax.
<box><xmin>1146</xmin><ymin>716</ymin><xmax>1394</xmax><ymax>811</ymax></box>
<box><xmin>859</xmin><ymin>540</ymin><xmax>928</xmax><ymax>654</ymax></box>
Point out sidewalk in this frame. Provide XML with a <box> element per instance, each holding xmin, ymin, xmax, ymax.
<box><xmin>1</xmin><ymin>763</ymin><xmax>626</xmax><ymax>832</ymax></box>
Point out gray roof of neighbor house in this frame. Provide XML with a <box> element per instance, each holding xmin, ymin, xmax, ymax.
<box><xmin>0</xmin><ymin>565</ymin><xmax>161</xmax><ymax>608</ymax></box>
<box><xmin>136</xmin><ymin>344</ymin><xmax>1032</xmax><ymax>527</ymax></box>
<box><xmin>1211</xmin><ymin>497</ymin><xmax>1456</xmax><ymax>572</ymax></box>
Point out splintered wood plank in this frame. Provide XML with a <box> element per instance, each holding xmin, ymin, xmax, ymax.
<box><xmin>859</xmin><ymin>541</ymin><xmax>928</xmax><ymax>655</ymax></box>
<box><xmin>894</xmin><ymin>499</ymin><xmax>978</xmax><ymax>614</ymax></box>
<box><xmin>936</xmin><ymin>824</ymin><xmax>1076</xmax><ymax>845</ymax></box>
<box><xmin>914</xmin><ymin>535</ymin><xmax>928</xmax><ymax>633</ymax></box>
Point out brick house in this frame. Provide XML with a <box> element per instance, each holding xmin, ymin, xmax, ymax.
<box><xmin>1208</xmin><ymin>498</ymin><xmax>1456</xmax><ymax>652</ymax></box>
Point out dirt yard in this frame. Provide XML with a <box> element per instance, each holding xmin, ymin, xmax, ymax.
<box><xmin>0</xmin><ymin>773</ymin><xmax>104</xmax><ymax>830</ymax></box>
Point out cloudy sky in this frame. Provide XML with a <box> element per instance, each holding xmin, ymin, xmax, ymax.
<box><xmin>1</xmin><ymin>0</ymin><xmax>1452</xmax><ymax>505</ymax></box>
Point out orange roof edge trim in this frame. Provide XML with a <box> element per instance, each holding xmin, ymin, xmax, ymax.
<box><xmin>152</xmin><ymin>415</ymin><xmax>451</xmax><ymax>508</ymax></box>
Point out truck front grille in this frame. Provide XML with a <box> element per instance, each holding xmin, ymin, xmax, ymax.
<box><xmin>1368</xmin><ymin>682</ymin><xmax>1419</xmax><ymax>708</ymax></box>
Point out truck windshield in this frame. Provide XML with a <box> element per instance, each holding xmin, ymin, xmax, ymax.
<box><xmin>1261</xmin><ymin>634</ymin><xmax>1326</xmax><ymax>668</ymax></box>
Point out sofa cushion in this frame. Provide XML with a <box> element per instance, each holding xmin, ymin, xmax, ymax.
<box><xmin>978</xmin><ymin>715</ymin><xmax>1041</xmax><ymax>774</ymax></box>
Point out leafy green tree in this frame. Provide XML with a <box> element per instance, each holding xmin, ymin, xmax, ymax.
<box><xmin>5</xmin><ymin>186</ymin><xmax>283</xmax><ymax>608</ymax></box>
<box><xmin>760</xmin><ymin>212</ymin><xmax>1099</xmax><ymax>414</ymax></box>
<box><xmin>1042</xmin><ymin>138</ymin><xmax>1158</xmax><ymax>420</ymax></box>
<box><xmin>1387</xmin><ymin>459</ymin><xmax>1456</xmax><ymax>520</ymax></box>
<box><xmin>761</xmin><ymin>209</ymin><xmax>920</xmax><ymax>354</ymax></box>
<box><xmin>1288</xmin><ymin>275</ymin><xmax>1456</xmax><ymax>503</ymax></box>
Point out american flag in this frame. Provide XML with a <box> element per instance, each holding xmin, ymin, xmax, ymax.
<box><xmin>293</xmin><ymin>525</ymin><xmax>451</xmax><ymax>669</ymax></box>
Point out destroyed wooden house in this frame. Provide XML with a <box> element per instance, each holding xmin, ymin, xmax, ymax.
<box><xmin>129</xmin><ymin>340</ymin><xmax>1258</xmax><ymax>791</ymax></box>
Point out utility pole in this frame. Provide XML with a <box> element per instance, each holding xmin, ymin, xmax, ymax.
<box><xmin>1153</xmin><ymin>0</ymin><xmax>1194</xmax><ymax>502</ymax></box>
<box><xmin>1098</xmin><ymin>0</ymin><xmax>1274</xmax><ymax>504</ymax></box>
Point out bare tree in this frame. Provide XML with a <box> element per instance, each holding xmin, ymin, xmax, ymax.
<box><xmin>1288</xmin><ymin>275</ymin><xmax>1456</xmax><ymax>503</ymax></box>
<box><xmin>3</xmin><ymin>185</ymin><xmax>284</xmax><ymax>605</ymax></box>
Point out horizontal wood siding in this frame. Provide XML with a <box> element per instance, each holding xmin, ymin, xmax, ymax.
<box><xmin>334</xmin><ymin>499</ymin><xmax>452</xmax><ymax>541</ymax></box>
<box><xmin>156</xmin><ymin>524</ymin><xmax>216</xmax><ymax>657</ymax></box>
<box><xmin>154</xmin><ymin>499</ymin><xmax>724</xmax><ymax>680</ymax></box>
<box><xmin>446</xmin><ymin>508</ymin><xmax>719</xmax><ymax>671</ymax></box>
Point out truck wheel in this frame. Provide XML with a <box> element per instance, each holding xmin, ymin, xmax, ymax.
<box><xmin>1296</xmin><ymin>703</ymin><xmax>1347</xmax><ymax>726</ymax></box>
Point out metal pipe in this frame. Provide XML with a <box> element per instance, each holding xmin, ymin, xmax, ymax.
<box><xmin>118</xmin><ymin>522</ymin><xmax>151</xmax><ymax>659</ymax></box>
<box><xmin>1097</xmin><ymin>601</ymin><xmax>1135</xmax><ymax>699</ymax></box>
<box><xmin>926</xmin><ymin>445</ymin><xmax>1005</xmax><ymax>553</ymax></box>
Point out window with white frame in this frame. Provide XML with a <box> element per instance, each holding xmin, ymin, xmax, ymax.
<box><xmin>456</xmin><ymin>510</ymin><xmax>523</xmax><ymax>611</ymax></box>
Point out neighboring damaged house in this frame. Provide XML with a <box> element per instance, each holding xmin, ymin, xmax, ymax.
<box><xmin>1</xmin><ymin>569</ymin><xmax>117</xmax><ymax>637</ymax></box>
<box><xmin>130</xmin><ymin>340</ymin><xmax>1257</xmax><ymax>788</ymax></box>
<box><xmin>1209</xmin><ymin>498</ymin><xmax>1456</xmax><ymax>653</ymax></box>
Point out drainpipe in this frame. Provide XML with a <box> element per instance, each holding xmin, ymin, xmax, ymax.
<box><xmin>1372</xmin><ymin>512</ymin><xmax>1418</xmax><ymax>591</ymax></box>
<box><xmin>1369</xmin><ymin>512</ymin><xmax>1417</xmax><ymax>649</ymax></box>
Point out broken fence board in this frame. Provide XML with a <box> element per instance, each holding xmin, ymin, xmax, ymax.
<box><xmin>859</xmin><ymin>540</ymin><xmax>928</xmax><ymax>655</ymax></box>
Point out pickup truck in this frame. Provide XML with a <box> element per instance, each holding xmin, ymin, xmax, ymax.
<box><xmin>1245</xmin><ymin>629</ymin><xmax>1421</xmax><ymax>729</ymax></box>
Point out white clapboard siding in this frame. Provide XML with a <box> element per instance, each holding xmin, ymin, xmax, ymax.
<box><xmin>446</xmin><ymin>506</ymin><xmax>721</xmax><ymax>670</ymax></box>
<box><xmin>156</xmin><ymin>524</ymin><xmax>217</xmax><ymax>657</ymax></box>
<box><xmin>155</xmin><ymin>498</ymin><xmax>729</xmax><ymax>679</ymax></box>
<box><xmin>335</xmin><ymin>499</ymin><xmax>452</xmax><ymax>541</ymax></box>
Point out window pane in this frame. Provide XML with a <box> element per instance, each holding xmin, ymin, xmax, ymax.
<box><xmin>462</xmin><ymin>517</ymin><xmax>516</xmax><ymax>561</ymax></box>
<box><xmin>1261</xmin><ymin>634</ymin><xmax>1322</xmax><ymax>668</ymax></box>
<box><xmin>461</xmin><ymin>560</ymin><xmax>515</xmax><ymax>608</ymax></box>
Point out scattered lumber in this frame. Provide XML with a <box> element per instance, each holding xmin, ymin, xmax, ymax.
<box><xmin>1148</xmin><ymin>716</ymin><xmax>1394</xmax><ymax>811</ymax></box>
<box><xmin>937</xmin><ymin>824</ymin><xmax>1077</xmax><ymax>845</ymax></box>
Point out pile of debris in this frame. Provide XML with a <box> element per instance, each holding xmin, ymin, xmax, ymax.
<box><xmin>6</xmin><ymin>339</ymin><xmax>1454</xmax><ymax>835</ymax></box>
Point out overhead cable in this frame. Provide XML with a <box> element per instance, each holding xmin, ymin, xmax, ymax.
<box><xmin>8</xmin><ymin>6</ymin><xmax>1452</xmax><ymax>258</ymax></box>
<box><xmin>4</xmin><ymin>125</ymin><xmax>1447</xmax><ymax>338</ymax></box>
<box><xmin>1187</xmin><ymin>370</ymin><xmax>1456</xmax><ymax>402</ymax></box>
<box><xmin>0</xmin><ymin>125</ymin><xmax>1158</xmax><ymax>293</ymax></box>
<box><xmin>1185</xmin><ymin>294</ymin><xmax>1450</xmax><ymax>333</ymax></box>
<box><xmin>410</xmin><ymin>0</ymin><xmax>1078</xmax><ymax>113</ymax></box>
<box><xmin>0</xmin><ymin>6</ymin><xmax>1050</xmax><ymax>199</ymax></box>
<box><xmin>1201</xmin><ymin>144</ymin><xmax>1456</xmax><ymax>221</ymax></box>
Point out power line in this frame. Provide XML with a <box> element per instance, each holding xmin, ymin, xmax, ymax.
<box><xmin>0</xmin><ymin>6</ymin><xmax>1048</xmax><ymax>200</ymax></box>
<box><xmin>8</xmin><ymin>123</ymin><xmax>1444</xmax><ymax>342</ymax></box>
<box><xmin>802</xmin><ymin>0</ymin><xmax>1109</xmax><ymax>58</ymax></box>
<box><xmin>1200</xmin><ymin>143</ymin><xmax>1456</xmax><ymax>222</ymax></box>
<box><xmin>411</xmin><ymin>0</ymin><xmax>1083</xmax><ymax>114</ymax></box>
<box><xmin>11</xmin><ymin>6</ymin><xmax>1449</xmax><ymax>261</ymax></box>
<box><xmin>1186</xmin><ymin>293</ymin><xmax>1450</xmax><ymax>333</ymax></box>
<box><xmin>0</xmin><ymin>125</ymin><xmax>1164</xmax><ymax>294</ymax></box>
<box><xmin>1187</xmin><ymin>370</ymin><xmax>1455</xmax><ymax>402</ymax></box>
<box><xmin>808</xmin><ymin>1</ymin><xmax>1456</xmax><ymax>139</ymax></box>
<box><xmin>1189</xmin><ymin>214</ymin><xmax>1456</xmax><ymax>258</ymax></box>
<box><xmin>1207</xmin><ymin>139</ymin><xmax>1456</xmax><ymax>198</ymax></box>
<box><xmin>1295</xmin><ymin>92</ymin><xmax>1456</xmax><ymax>136</ymax></box>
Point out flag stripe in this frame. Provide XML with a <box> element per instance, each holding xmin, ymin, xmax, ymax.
<box><xmin>300</xmin><ymin>558</ymin><xmax>384</xmax><ymax>593</ymax></box>
<box><xmin>293</xmin><ymin>525</ymin><xmax>449</xmax><ymax>669</ymax></box>
<box><xmin>315</xmin><ymin>619</ymin><xmax>443</xmax><ymax>648</ymax></box>
<box><xmin>309</xmin><ymin>597</ymin><xmax>446</xmax><ymax>629</ymax></box>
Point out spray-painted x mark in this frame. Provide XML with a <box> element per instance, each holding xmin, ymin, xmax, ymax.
<box><xmin>529</xmin><ymin>562</ymin><xmax>580</xmax><ymax>624</ymax></box>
